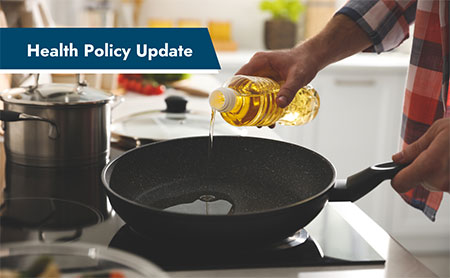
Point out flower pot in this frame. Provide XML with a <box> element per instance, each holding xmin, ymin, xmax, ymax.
<box><xmin>264</xmin><ymin>19</ymin><xmax>297</xmax><ymax>50</ymax></box>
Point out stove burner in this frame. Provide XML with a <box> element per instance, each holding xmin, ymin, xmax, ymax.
<box><xmin>4</xmin><ymin>161</ymin><xmax>110</xmax><ymax>219</ymax></box>
<box><xmin>0</xmin><ymin>198</ymin><xmax>103</xmax><ymax>242</ymax></box>
<box><xmin>109</xmin><ymin>225</ymin><xmax>324</xmax><ymax>271</ymax></box>
<box><xmin>271</xmin><ymin>229</ymin><xmax>309</xmax><ymax>250</ymax></box>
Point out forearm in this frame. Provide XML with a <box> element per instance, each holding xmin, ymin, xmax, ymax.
<box><xmin>294</xmin><ymin>14</ymin><xmax>372</xmax><ymax>71</ymax></box>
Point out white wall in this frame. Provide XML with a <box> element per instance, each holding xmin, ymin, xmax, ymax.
<box><xmin>47</xmin><ymin>0</ymin><xmax>85</xmax><ymax>26</ymax></box>
<box><xmin>139</xmin><ymin>0</ymin><xmax>271</xmax><ymax>50</ymax></box>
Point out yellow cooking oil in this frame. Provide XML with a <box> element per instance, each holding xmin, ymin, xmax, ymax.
<box><xmin>209</xmin><ymin>75</ymin><xmax>320</xmax><ymax>126</ymax></box>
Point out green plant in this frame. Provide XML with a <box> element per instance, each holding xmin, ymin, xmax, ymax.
<box><xmin>260</xmin><ymin>0</ymin><xmax>305</xmax><ymax>22</ymax></box>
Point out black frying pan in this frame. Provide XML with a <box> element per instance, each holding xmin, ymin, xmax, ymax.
<box><xmin>102</xmin><ymin>136</ymin><xmax>404</xmax><ymax>246</ymax></box>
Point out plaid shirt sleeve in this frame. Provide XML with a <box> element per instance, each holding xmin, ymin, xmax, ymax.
<box><xmin>336</xmin><ymin>0</ymin><xmax>417</xmax><ymax>53</ymax></box>
<box><xmin>336</xmin><ymin>0</ymin><xmax>449</xmax><ymax>221</ymax></box>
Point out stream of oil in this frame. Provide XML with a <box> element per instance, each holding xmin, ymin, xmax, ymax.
<box><xmin>208</xmin><ymin>109</ymin><xmax>216</xmax><ymax>163</ymax></box>
<box><xmin>159</xmin><ymin>109</ymin><xmax>234</xmax><ymax>215</ymax></box>
<box><xmin>159</xmin><ymin>110</ymin><xmax>227</xmax><ymax>215</ymax></box>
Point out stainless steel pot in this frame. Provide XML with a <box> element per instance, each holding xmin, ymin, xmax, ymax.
<box><xmin>0</xmin><ymin>74</ymin><xmax>119</xmax><ymax>167</ymax></box>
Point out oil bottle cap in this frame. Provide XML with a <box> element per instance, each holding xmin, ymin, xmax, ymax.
<box><xmin>209</xmin><ymin>87</ymin><xmax>236</xmax><ymax>112</ymax></box>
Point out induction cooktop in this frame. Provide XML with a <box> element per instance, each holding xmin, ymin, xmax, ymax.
<box><xmin>0</xmin><ymin>148</ymin><xmax>384</xmax><ymax>271</ymax></box>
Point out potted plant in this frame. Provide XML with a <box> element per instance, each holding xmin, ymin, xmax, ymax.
<box><xmin>260</xmin><ymin>0</ymin><xmax>305</xmax><ymax>50</ymax></box>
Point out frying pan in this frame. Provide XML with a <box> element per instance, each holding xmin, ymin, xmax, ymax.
<box><xmin>102</xmin><ymin>136</ymin><xmax>404</xmax><ymax>246</ymax></box>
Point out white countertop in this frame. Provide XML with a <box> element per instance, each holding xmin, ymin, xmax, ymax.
<box><xmin>216</xmin><ymin>50</ymin><xmax>410</xmax><ymax>74</ymax></box>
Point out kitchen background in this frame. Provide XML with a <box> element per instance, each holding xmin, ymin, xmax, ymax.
<box><xmin>0</xmin><ymin>0</ymin><xmax>448</xmax><ymax>276</ymax></box>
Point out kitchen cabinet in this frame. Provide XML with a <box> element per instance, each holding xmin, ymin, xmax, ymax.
<box><xmin>216</xmin><ymin>50</ymin><xmax>449</xmax><ymax>254</ymax></box>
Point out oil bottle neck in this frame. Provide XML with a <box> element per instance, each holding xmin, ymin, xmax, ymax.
<box><xmin>209</xmin><ymin>87</ymin><xmax>237</xmax><ymax>112</ymax></box>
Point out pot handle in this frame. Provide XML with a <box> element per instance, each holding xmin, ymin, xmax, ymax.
<box><xmin>0</xmin><ymin>110</ymin><xmax>59</xmax><ymax>139</ymax></box>
<box><xmin>0</xmin><ymin>110</ymin><xmax>25</xmax><ymax>121</ymax></box>
<box><xmin>329</xmin><ymin>162</ymin><xmax>408</xmax><ymax>202</ymax></box>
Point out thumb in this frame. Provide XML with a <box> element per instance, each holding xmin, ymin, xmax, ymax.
<box><xmin>392</xmin><ymin>130</ymin><xmax>433</xmax><ymax>164</ymax></box>
<box><xmin>391</xmin><ymin>152</ymin><xmax>431</xmax><ymax>193</ymax></box>
<box><xmin>276</xmin><ymin>72</ymin><xmax>304</xmax><ymax>108</ymax></box>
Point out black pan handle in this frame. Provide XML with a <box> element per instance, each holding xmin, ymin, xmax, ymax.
<box><xmin>329</xmin><ymin>162</ymin><xmax>408</xmax><ymax>202</ymax></box>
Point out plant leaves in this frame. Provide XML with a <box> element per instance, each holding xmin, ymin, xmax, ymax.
<box><xmin>259</xmin><ymin>0</ymin><xmax>305</xmax><ymax>22</ymax></box>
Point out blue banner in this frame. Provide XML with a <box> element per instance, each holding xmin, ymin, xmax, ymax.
<box><xmin>0</xmin><ymin>28</ymin><xmax>221</xmax><ymax>71</ymax></box>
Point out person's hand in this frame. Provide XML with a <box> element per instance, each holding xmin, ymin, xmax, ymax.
<box><xmin>236</xmin><ymin>44</ymin><xmax>321</xmax><ymax>108</ymax></box>
<box><xmin>391</xmin><ymin>118</ymin><xmax>450</xmax><ymax>193</ymax></box>
<box><xmin>235</xmin><ymin>15</ymin><xmax>373</xmax><ymax>109</ymax></box>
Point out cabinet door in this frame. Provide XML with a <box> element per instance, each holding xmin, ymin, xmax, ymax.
<box><xmin>390</xmin><ymin>189</ymin><xmax>450</xmax><ymax>253</ymax></box>
<box><xmin>274</xmin><ymin>69</ymin><xmax>405</xmax><ymax>181</ymax></box>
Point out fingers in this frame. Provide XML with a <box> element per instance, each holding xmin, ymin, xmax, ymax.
<box><xmin>236</xmin><ymin>50</ymin><xmax>310</xmax><ymax>108</ymax></box>
<box><xmin>256</xmin><ymin>124</ymin><xmax>276</xmax><ymax>129</ymax></box>
<box><xmin>392</xmin><ymin>128</ymin><xmax>433</xmax><ymax>164</ymax></box>
<box><xmin>391</xmin><ymin>151</ymin><xmax>432</xmax><ymax>193</ymax></box>
<box><xmin>236</xmin><ymin>52</ymin><xmax>270</xmax><ymax>77</ymax></box>
<box><xmin>390</xmin><ymin>129</ymin><xmax>433</xmax><ymax>193</ymax></box>
<box><xmin>235</xmin><ymin>60</ymin><xmax>263</xmax><ymax>77</ymax></box>
<box><xmin>391</xmin><ymin>137</ymin><xmax>449</xmax><ymax>193</ymax></box>
<box><xmin>391</xmin><ymin>119</ymin><xmax>450</xmax><ymax>193</ymax></box>
<box><xmin>276</xmin><ymin>71</ymin><xmax>304</xmax><ymax>108</ymax></box>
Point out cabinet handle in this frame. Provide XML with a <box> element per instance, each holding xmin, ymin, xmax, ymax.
<box><xmin>334</xmin><ymin>79</ymin><xmax>376</xmax><ymax>87</ymax></box>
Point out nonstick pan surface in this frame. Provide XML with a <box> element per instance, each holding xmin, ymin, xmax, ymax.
<box><xmin>102</xmin><ymin>136</ymin><xmax>402</xmax><ymax>246</ymax></box>
<box><xmin>103</xmin><ymin>136</ymin><xmax>335</xmax><ymax>245</ymax></box>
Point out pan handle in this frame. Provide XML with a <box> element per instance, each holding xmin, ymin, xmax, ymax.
<box><xmin>329</xmin><ymin>162</ymin><xmax>408</xmax><ymax>202</ymax></box>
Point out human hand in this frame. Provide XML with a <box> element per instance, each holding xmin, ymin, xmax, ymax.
<box><xmin>236</xmin><ymin>44</ymin><xmax>321</xmax><ymax>108</ymax></box>
<box><xmin>391</xmin><ymin>118</ymin><xmax>450</xmax><ymax>193</ymax></box>
<box><xmin>235</xmin><ymin>14</ymin><xmax>373</xmax><ymax>109</ymax></box>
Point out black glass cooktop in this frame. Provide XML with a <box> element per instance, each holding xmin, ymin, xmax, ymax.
<box><xmin>0</xmin><ymin>148</ymin><xmax>385</xmax><ymax>271</ymax></box>
<box><xmin>107</xmin><ymin>206</ymin><xmax>384</xmax><ymax>271</ymax></box>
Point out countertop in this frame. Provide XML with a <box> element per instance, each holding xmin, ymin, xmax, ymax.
<box><xmin>217</xmin><ymin>51</ymin><xmax>410</xmax><ymax>74</ymax></box>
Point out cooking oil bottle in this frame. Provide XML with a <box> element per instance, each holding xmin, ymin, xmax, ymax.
<box><xmin>209</xmin><ymin>75</ymin><xmax>320</xmax><ymax>126</ymax></box>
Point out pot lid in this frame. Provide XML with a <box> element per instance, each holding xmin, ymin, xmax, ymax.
<box><xmin>112</xmin><ymin>96</ymin><xmax>245</xmax><ymax>142</ymax></box>
<box><xmin>0</xmin><ymin>83</ymin><xmax>114</xmax><ymax>106</ymax></box>
<box><xmin>0</xmin><ymin>242</ymin><xmax>169</xmax><ymax>278</ymax></box>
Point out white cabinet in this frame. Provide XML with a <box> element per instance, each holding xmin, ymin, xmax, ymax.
<box><xmin>270</xmin><ymin>53</ymin><xmax>449</xmax><ymax>254</ymax></box>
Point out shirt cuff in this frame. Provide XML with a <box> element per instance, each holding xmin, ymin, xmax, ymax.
<box><xmin>335</xmin><ymin>0</ymin><xmax>414</xmax><ymax>54</ymax></box>
<box><xmin>336</xmin><ymin>7</ymin><xmax>384</xmax><ymax>53</ymax></box>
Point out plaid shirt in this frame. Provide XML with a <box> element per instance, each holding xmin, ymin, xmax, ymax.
<box><xmin>337</xmin><ymin>0</ymin><xmax>449</xmax><ymax>221</ymax></box>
